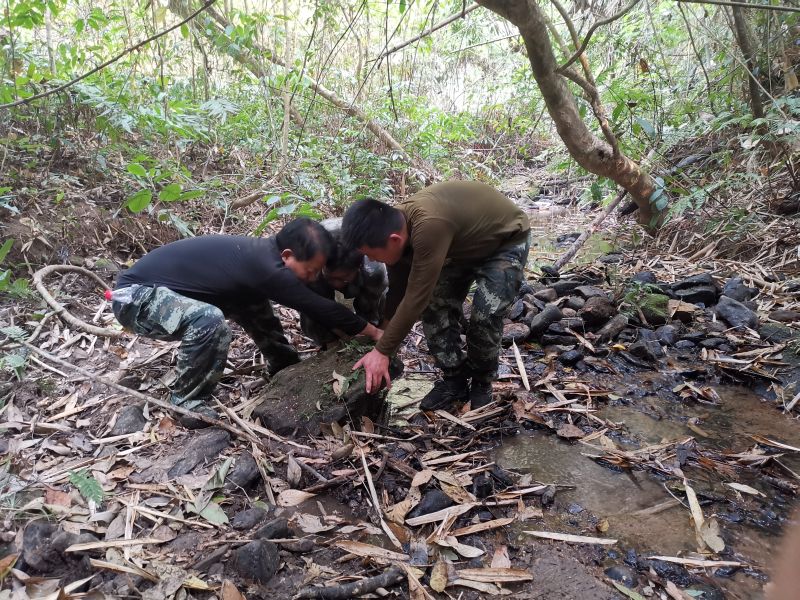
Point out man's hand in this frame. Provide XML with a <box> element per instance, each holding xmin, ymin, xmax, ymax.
<box><xmin>353</xmin><ymin>348</ymin><xmax>391</xmax><ymax>394</ymax></box>
<box><xmin>360</xmin><ymin>322</ymin><xmax>384</xmax><ymax>342</ymax></box>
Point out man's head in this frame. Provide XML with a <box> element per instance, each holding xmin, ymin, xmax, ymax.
<box><xmin>341</xmin><ymin>199</ymin><xmax>407</xmax><ymax>265</ymax></box>
<box><xmin>323</xmin><ymin>241</ymin><xmax>363</xmax><ymax>290</ymax></box>
<box><xmin>275</xmin><ymin>218</ymin><xmax>333</xmax><ymax>282</ymax></box>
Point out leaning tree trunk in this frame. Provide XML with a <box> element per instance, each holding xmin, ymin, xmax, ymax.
<box><xmin>168</xmin><ymin>0</ymin><xmax>409</xmax><ymax>161</ymax></box>
<box><xmin>476</xmin><ymin>0</ymin><xmax>661</xmax><ymax>227</ymax></box>
<box><xmin>730</xmin><ymin>6</ymin><xmax>765</xmax><ymax>120</ymax></box>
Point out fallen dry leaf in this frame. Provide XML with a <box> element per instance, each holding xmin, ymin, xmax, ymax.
<box><xmin>277</xmin><ymin>489</ymin><xmax>316</xmax><ymax>507</ymax></box>
<box><xmin>491</xmin><ymin>546</ymin><xmax>511</xmax><ymax>569</ymax></box>
<box><xmin>221</xmin><ymin>579</ymin><xmax>246</xmax><ymax>600</ymax></box>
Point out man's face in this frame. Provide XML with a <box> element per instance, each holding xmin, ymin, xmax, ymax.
<box><xmin>282</xmin><ymin>250</ymin><xmax>326</xmax><ymax>282</ymax></box>
<box><xmin>359</xmin><ymin>234</ymin><xmax>405</xmax><ymax>266</ymax></box>
<box><xmin>324</xmin><ymin>267</ymin><xmax>358</xmax><ymax>291</ymax></box>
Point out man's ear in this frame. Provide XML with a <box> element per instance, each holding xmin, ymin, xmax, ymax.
<box><xmin>280</xmin><ymin>249</ymin><xmax>294</xmax><ymax>262</ymax></box>
<box><xmin>388</xmin><ymin>233</ymin><xmax>404</xmax><ymax>245</ymax></box>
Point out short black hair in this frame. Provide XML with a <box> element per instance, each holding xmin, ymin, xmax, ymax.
<box><xmin>327</xmin><ymin>239</ymin><xmax>364</xmax><ymax>272</ymax></box>
<box><xmin>275</xmin><ymin>217</ymin><xmax>333</xmax><ymax>261</ymax></box>
<box><xmin>341</xmin><ymin>199</ymin><xmax>405</xmax><ymax>249</ymax></box>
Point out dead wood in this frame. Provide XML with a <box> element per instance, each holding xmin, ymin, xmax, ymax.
<box><xmin>33</xmin><ymin>265</ymin><xmax>124</xmax><ymax>338</ymax></box>
<box><xmin>294</xmin><ymin>566</ymin><xmax>405</xmax><ymax>599</ymax></box>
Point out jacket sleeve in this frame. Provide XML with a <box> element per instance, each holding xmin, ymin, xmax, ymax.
<box><xmin>375</xmin><ymin>219</ymin><xmax>454</xmax><ymax>355</ymax></box>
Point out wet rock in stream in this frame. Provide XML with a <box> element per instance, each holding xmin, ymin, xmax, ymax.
<box><xmin>579</xmin><ymin>296</ymin><xmax>617</xmax><ymax>326</ymax></box>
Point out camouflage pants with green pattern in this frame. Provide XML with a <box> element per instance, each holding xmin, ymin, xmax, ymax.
<box><xmin>421</xmin><ymin>237</ymin><xmax>530</xmax><ymax>384</ymax></box>
<box><xmin>112</xmin><ymin>286</ymin><xmax>299</xmax><ymax>408</ymax></box>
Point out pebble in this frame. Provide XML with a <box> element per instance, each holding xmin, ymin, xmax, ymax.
<box><xmin>558</xmin><ymin>349</ymin><xmax>584</xmax><ymax>366</ymax></box>
<box><xmin>231</xmin><ymin>507</ymin><xmax>269</xmax><ymax>531</ymax></box>
<box><xmin>604</xmin><ymin>565</ymin><xmax>637</xmax><ymax>588</ymax></box>
<box><xmin>233</xmin><ymin>540</ymin><xmax>280</xmax><ymax>584</ymax></box>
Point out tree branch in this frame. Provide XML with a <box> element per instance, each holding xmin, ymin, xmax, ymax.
<box><xmin>675</xmin><ymin>0</ymin><xmax>800</xmax><ymax>13</ymax></box>
<box><xmin>558</xmin><ymin>0</ymin><xmax>643</xmax><ymax>73</ymax></box>
<box><xmin>0</xmin><ymin>0</ymin><xmax>217</xmax><ymax>110</ymax></box>
<box><xmin>370</xmin><ymin>3</ymin><xmax>480</xmax><ymax>62</ymax></box>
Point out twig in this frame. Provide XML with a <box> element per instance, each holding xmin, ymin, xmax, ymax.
<box><xmin>294</xmin><ymin>566</ymin><xmax>405</xmax><ymax>599</ymax></box>
<box><xmin>674</xmin><ymin>0</ymin><xmax>800</xmax><ymax>12</ymax></box>
<box><xmin>359</xmin><ymin>447</ymin><xmax>402</xmax><ymax>549</ymax></box>
<box><xmin>0</xmin><ymin>0</ymin><xmax>218</xmax><ymax>110</ymax></box>
<box><xmin>552</xmin><ymin>190</ymin><xmax>628</xmax><ymax>271</ymax></box>
<box><xmin>370</xmin><ymin>3</ymin><xmax>480</xmax><ymax>62</ymax></box>
<box><xmin>558</xmin><ymin>0</ymin><xmax>643</xmax><ymax>73</ymax></box>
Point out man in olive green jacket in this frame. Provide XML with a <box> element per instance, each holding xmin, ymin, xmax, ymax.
<box><xmin>342</xmin><ymin>181</ymin><xmax>530</xmax><ymax>410</ymax></box>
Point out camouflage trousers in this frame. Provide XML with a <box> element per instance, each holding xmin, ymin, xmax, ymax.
<box><xmin>112</xmin><ymin>286</ymin><xmax>299</xmax><ymax>408</ymax></box>
<box><xmin>421</xmin><ymin>236</ymin><xmax>530</xmax><ymax>384</ymax></box>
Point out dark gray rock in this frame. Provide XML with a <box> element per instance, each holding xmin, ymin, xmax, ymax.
<box><xmin>579</xmin><ymin>296</ymin><xmax>617</xmax><ymax>326</ymax></box>
<box><xmin>655</xmin><ymin>325</ymin><xmax>680</xmax><ymax>346</ymax></box>
<box><xmin>680</xmin><ymin>331</ymin><xmax>705</xmax><ymax>343</ymax></box>
<box><xmin>556</xmin><ymin>232</ymin><xmax>581</xmax><ymax>245</ymax></box>
<box><xmin>700</xmin><ymin>337</ymin><xmax>727</xmax><ymax>349</ymax></box>
<box><xmin>632</xmin><ymin>271</ymin><xmax>657</xmax><ymax>285</ymax></box>
<box><xmin>408</xmin><ymin>489</ymin><xmax>454</xmax><ymax>518</ymax></box>
<box><xmin>23</xmin><ymin>521</ymin><xmax>61</xmax><ymax>572</ymax></box>
<box><xmin>551</xmin><ymin>280</ymin><xmax>583</xmax><ymax>297</ymax></box>
<box><xmin>785</xmin><ymin>280</ymin><xmax>800</xmax><ymax>293</ymax></box>
<box><xmin>565</xmin><ymin>296</ymin><xmax>585</xmax><ymax>311</ymax></box>
<box><xmin>675</xmin><ymin>340</ymin><xmax>697</xmax><ymax>350</ymax></box>
<box><xmin>534</xmin><ymin>288</ymin><xmax>558</xmax><ymax>303</ymax></box>
<box><xmin>597</xmin><ymin>253</ymin><xmax>623</xmax><ymax>264</ymax></box>
<box><xmin>502</xmin><ymin>322</ymin><xmax>531</xmax><ymax>345</ymax></box>
<box><xmin>254</xmin><ymin>518</ymin><xmax>290</xmax><ymax>540</ymax></box>
<box><xmin>722</xmin><ymin>277</ymin><xmax>757</xmax><ymax>302</ymax></box>
<box><xmin>707</xmin><ymin>321</ymin><xmax>728</xmax><ymax>333</ymax></box>
<box><xmin>604</xmin><ymin>565</ymin><xmax>637</xmax><ymax>588</ymax></box>
<box><xmin>629</xmin><ymin>339</ymin><xmax>664</xmax><ymax>361</ymax></box>
<box><xmin>575</xmin><ymin>285</ymin><xmax>607</xmax><ymax>300</ymax></box>
<box><xmin>770</xmin><ymin>310</ymin><xmax>800</xmax><ymax>323</ymax></box>
<box><xmin>541</xmin><ymin>334</ymin><xmax>579</xmax><ymax>346</ymax></box>
<box><xmin>225</xmin><ymin>451</ymin><xmax>261</xmax><ymax>491</ymax></box>
<box><xmin>759</xmin><ymin>323</ymin><xmax>797</xmax><ymax>343</ymax></box>
<box><xmin>110</xmin><ymin>405</ymin><xmax>147</xmax><ymax>436</ymax></box>
<box><xmin>560</xmin><ymin>317</ymin><xmax>585</xmax><ymax>330</ymax></box>
<box><xmin>167</xmin><ymin>429</ymin><xmax>231</xmax><ymax>479</ymax></box>
<box><xmin>596</xmin><ymin>314</ymin><xmax>628</xmax><ymax>343</ymax></box>
<box><xmin>715</xmin><ymin>295</ymin><xmax>759</xmax><ymax>330</ymax></box>
<box><xmin>673</xmin><ymin>285</ymin><xmax>719</xmax><ymax>306</ymax></box>
<box><xmin>234</xmin><ymin>540</ymin><xmax>280</xmax><ymax>584</ymax></box>
<box><xmin>638</xmin><ymin>558</ymin><xmax>695</xmax><ymax>587</ymax></box>
<box><xmin>508</xmin><ymin>299</ymin><xmax>525</xmax><ymax>321</ymax></box>
<box><xmin>561</xmin><ymin>308</ymin><xmax>577</xmax><ymax>318</ymax></box>
<box><xmin>231</xmin><ymin>507</ymin><xmax>269</xmax><ymax>531</ymax></box>
<box><xmin>528</xmin><ymin>304</ymin><xmax>563</xmax><ymax>338</ymax></box>
<box><xmin>672</xmin><ymin>273</ymin><xmax>718</xmax><ymax>291</ymax></box>
<box><xmin>547</xmin><ymin>322</ymin><xmax>567</xmax><ymax>335</ymax></box>
<box><xmin>559</xmin><ymin>350</ymin><xmax>584</xmax><ymax>366</ymax></box>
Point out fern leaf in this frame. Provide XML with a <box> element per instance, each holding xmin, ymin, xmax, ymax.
<box><xmin>69</xmin><ymin>469</ymin><xmax>104</xmax><ymax>504</ymax></box>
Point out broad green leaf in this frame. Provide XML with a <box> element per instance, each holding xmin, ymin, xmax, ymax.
<box><xmin>0</xmin><ymin>239</ymin><xmax>13</xmax><ymax>264</ymax></box>
<box><xmin>177</xmin><ymin>190</ymin><xmax>205</xmax><ymax>201</ymax></box>
<box><xmin>126</xmin><ymin>163</ymin><xmax>147</xmax><ymax>177</ymax></box>
<box><xmin>74</xmin><ymin>18</ymin><xmax>84</xmax><ymax>33</ymax></box>
<box><xmin>158</xmin><ymin>183</ymin><xmax>182</xmax><ymax>202</ymax></box>
<box><xmin>253</xmin><ymin>208</ymin><xmax>279</xmax><ymax>236</ymax></box>
<box><xmin>126</xmin><ymin>189</ymin><xmax>152</xmax><ymax>213</ymax></box>
<box><xmin>180</xmin><ymin>23</ymin><xmax>189</xmax><ymax>38</ymax></box>
<box><xmin>0</xmin><ymin>270</ymin><xmax>9</xmax><ymax>290</ymax></box>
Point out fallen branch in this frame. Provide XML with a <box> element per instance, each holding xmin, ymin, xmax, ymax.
<box><xmin>33</xmin><ymin>265</ymin><xmax>123</xmax><ymax>338</ymax></box>
<box><xmin>294</xmin><ymin>566</ymin><xmax>405</xmax><ymax>599</ymax></box>
<box><xmin>551</xmin><ymin>189</ymin><xmax>628</xmax><ymax>272</ymax></box>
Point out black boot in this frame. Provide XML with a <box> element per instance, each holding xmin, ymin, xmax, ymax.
<box><xmin>469</xmin><ymin>380</ymin><xmax>494</xmax><ymax>409</ymax></box>
<box><xmin>420</xmin><ymin>376</ymin><xmax>469</xmax><ymax>411</ymax></box>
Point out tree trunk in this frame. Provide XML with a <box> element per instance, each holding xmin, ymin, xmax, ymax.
<box><xmin>167</xmin><ymin>0</ymin><xmax>409</xmax><ymax>160</ymax></box>
<box><xmin>279</xmin><ymin>0</ymin><xmax>291</xmax><ymax>171</ymax></box>
<box><xmin>731</xmin><ymin>6</ymin><xmax>765</xmax><ymax>119</ymax></box>
<box><xmin>475</xmin><ymin>0</ymin><xmax>661</xmax><ymax>227</ymax></box>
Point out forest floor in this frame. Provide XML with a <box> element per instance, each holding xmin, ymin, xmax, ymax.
<box><xmin>1</xmin><ymin>131</ymin><xmax>799</xmax><ymax>600</ymax></box>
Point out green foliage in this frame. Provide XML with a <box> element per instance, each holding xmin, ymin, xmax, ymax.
<box><xmin>123</xmin><ymin>156</ymin><xmax>205</xmax><ymax>217</ymax></box>
<box><xmin>620</xmin><ymin>282</ymin><xmax>668</xmax><ymax>320</ymax></box>
<box><xmin>68</xmin><ymin>469</ymin><xmax>104</xmax><ymax>504</ymax></box>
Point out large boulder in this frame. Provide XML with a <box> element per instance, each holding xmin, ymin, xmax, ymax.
<box><xmin>253</xmin><ymin>344</ymin><xmax>403</xmax><ymax>436</ymax></box>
